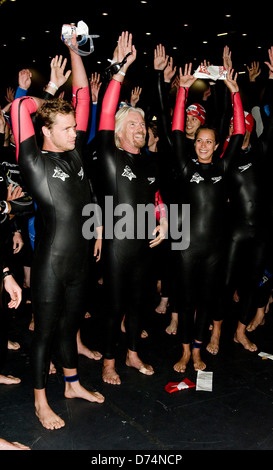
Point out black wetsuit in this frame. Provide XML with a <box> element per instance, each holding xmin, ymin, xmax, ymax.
<box><xmin>97</xmin><ymin>78</ymin><xmax>164</xmax><ymax>359</ymax></box>
<box><xmin>218</xmin><ymin>143</ymin><xmax>268</xmax><ymax>324</ymax></box>
<box><xmin>11</xmin><ymin>87</ymin><xmax>92</xmax><ymax>388</ymax></box>
<box><xmin>171</xmin><ymin>86</ymin><xmax>245</xmax><ymax>344</ymax></box>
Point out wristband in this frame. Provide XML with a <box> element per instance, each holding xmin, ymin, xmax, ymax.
<box><xmin>48</xmin><ymin>81</ymin><xmax>59</xmax><ymax>90</ymax></box>
<box><xmin>2</xmin><ymin>270</ymin><xmax>13</xmax><ymax>280</ymax></box>
<box><xmin>117</xmin><ymin>71</ymin><xmax>125</xmax><ymax>76</ymax></box>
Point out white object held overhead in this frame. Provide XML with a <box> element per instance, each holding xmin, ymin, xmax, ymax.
<box><xmin>61</xmin><ymin>21</ymin><xmax>99</xmax><ymax>56</ymax></box>
<box><xmin>194</xmin><ymin>65</ymin><xmax>227</xmax><ymax>81</ymax></box>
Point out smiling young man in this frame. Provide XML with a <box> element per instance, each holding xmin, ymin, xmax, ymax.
<box><xmin>11</xmin><ymin>34</ymin><xmax>104</xmax><ymax>431</ymax></box>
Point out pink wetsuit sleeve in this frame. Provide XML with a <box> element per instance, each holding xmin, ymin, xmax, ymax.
<box><xmin>172</xmin><ymin>87</ymin><xmax>188</xmax><ymax>132</ymax></box>
<box><xmin>232</xmin><ymin>92</ymin><xmax>246</xmax><ymax>136</ymax></box>
<box><xmin>11</xmin><ymin>97</ymin><xmax>37</xmax><ymax>162</ymax></box>
<box><xmin>98</xmin><ymin>79</ymin><xmax>121</xmax><ymax>131</ymax></box>
<box><xmin>155</xmin><ymin>190</ymin><xmax>167</xmax><ymax>221</ymax></box>
<box><xmin>72</xmin><ymin>85</ymin><xmax>90</xmax><ymax>132</ymax></box>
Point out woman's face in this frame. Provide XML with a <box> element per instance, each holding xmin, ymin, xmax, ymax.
<box><xmin>194</xmin><ymin>128</ymin><xmax>218</xmax><ymax>163</ymax></box>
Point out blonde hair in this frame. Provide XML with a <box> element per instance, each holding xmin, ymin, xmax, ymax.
<box><xmin>114</xmin><ymin>105</ymin><xmax>145</xmax><ymax>147</ymax></box>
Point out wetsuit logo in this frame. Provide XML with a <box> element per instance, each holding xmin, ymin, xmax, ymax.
<box><xmin>211</xmin><ymin>176</ymin><xmax>222</xmax><ymax>184</ymax></box>
<box><xmin>78</xmin><ymin>167</ymin><xmax>84</xmax><ymax>180</ymax></box>
<box><xmin>147</xmin><ymin>177</ymin><xmax>155</xmax><ymax>185</ymax></box>
<box><xmin>190</xmin><ymin>172</ymin><xmax>204</xmax><ymax>184</ymax></box>
<box><xmin>52</xmin><ymin>167</ymin><xmax>69</xmax><ymax>182</ymax></box>
<box><xmin>122</xmin><ymin>165</ymin><xmax>136</xmax><ymax>181</ymax></box>
<box><xmin>238</xmin><ymin>163</ymin><xmax>252</xmax><ymax>172</ymax></box>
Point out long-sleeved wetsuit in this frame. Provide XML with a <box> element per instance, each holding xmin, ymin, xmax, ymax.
<box><xmin>171</xmin><ymin>86</ymin><xmax>245</xmax><ymax>343</ymax></box>
<box><xmin>97</xmin><ymin>78</ymin><xmax>165</xmax><ymax>359</ymax></box>
<box><xmin>11</xmin><ymin>86</ymin><xmax>91</xmax><ymax>388</ymax></box>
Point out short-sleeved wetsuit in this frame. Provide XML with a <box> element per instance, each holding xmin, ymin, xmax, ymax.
<box><xmin>171</xmin><ymin>86</ymin><xmax>245</xmax><ymax>343</ymax></box>
<box><xmin>11</xmin><ymin>87</ymin><xmax>91</xmax><ymax>388</ymax></box>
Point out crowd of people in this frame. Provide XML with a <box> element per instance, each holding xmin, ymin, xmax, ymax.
<box><xmin>1</xmin><ymin>28</ymin><xmax>273</xmax><ymax>448</ymax></box>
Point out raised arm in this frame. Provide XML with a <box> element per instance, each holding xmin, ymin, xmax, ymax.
<box><xmin>172</xmin><ymin>63</ymin><xmax>197</xmax><ymax>132</ymax></box>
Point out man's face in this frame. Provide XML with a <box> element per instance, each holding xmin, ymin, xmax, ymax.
<box><xmin>43</xmin><ymin>112</ymin><xmax>77</xmax><ymax>152</ymax></box>
<box><xmin>118</xmin><ymin>111</ymin><xmax>146</xmax><ymax>153</ymax></box>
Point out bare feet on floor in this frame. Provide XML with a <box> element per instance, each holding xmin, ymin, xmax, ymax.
<box><xmin>166</xmin><ymin>312</ymin><xmax>178</xmax><ymax>335</ymax></box>
<box><xmin>173</xmin><ymin>343</ymin><xmax>206</xmax><ymax>373</ymax></box>
<box><xmin>206</xmin><ymin>320</ymin><xmax>223</xmax><ymax>355</ymax></box>
<box><xmin>126</xmin><ymin>350</ymin><xmax>154</xmax><ymax>376</ymax></box>
<box><xmin>246</xmin><ymin>307</ymin><xmax>265</xmax><ymax>332</ymax></box>
<box><xmin>7</xmin><ymin>340</ymin><xmax>20</xmax><ymax>350</ymax></box>
<box><xmin>173</xmin><ymin>346</ymin><xmax>191</xmax><ymax>373</ymax></box>
<box><xmin>77</xmin><ymin>331</ymin><xmax>102</xmax><ymax>360</ymax></box>
<box><xmin>155</xmin><ymin>297</ymin><xmax>169</xmax><ymax>314</ymax></box>
<box><xmin>234</xmin><ymin>322</ymin><xmax>257</xmax><ymax>351</ymax></box>
<box><xmin>102</xmin><ymin>359</ymin><xmax>121</xmax><ymax>385</ymax></box>
<box><xmin>35</xmin><ymin>402</ymin><xmax>65</xmax><ymax>431</ymax></box>
<box><xmin>64</xmin><ymin>379</ymin><xmax>105</xmax><ymax>404</ymax></box>
<box><xmin>0</xmin><ymin>374</ymin><xmax>21</xmax><ymax>385</ymax></box>
<box><xmin>192</xmin><ymin>346</ymin><xmax>206</xmax><ymax>371</ymax></box>
<box><xmin>0</xmin><ymin>438</ymin><xmax>30</xmax><ymax>450</ymax></box>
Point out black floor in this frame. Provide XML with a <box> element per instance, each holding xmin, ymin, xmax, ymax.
<box><xmin>1</xmin><ymin>283</ymin><xmax>273</xmax><ymax>460</ymax></box>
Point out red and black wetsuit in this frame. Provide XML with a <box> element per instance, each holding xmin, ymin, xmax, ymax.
<box><xmin>97</xmin><ymin>78</ymin><xmax>165</xmax><ymax>359</ymax></box>
<box><xmin>171</xmin><ymin>86</ymin><xmax>245</xmax><ymax>344</ymax></box>
<box><xmin>11</xmin><ymin>87</ymin><xmax>91</xmax><ymax>388</ymax></box>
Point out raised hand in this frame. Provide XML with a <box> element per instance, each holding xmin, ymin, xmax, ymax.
<box><xmin>224</xmin><ymin>67</ymin><xmax>239</xmax><ymax>93</ymax></box>
<box><xmin>264</xmin><ymin>46</ymin><xmax>273</xmax><ymax>79</ymax></box>
<box><xmin>178</xmin><ymin>63</ymin><xmax>197</xmax><ymax>89</ymax></box>
<box><xmin>49</xmin><ymin>55</ymin><xmax>71</xmax><ymax>89</ymax></box>
<box><xmin>154</xmin><ymin>44</ymin><xmax>169</xmax><ymax>71</ymax></box>
<box><xmin>18</xmin><ymin>69</ymin><xmax>32</xmax><ymax>90</ymax></box>
<box><xmin>89</xmin><ymin>72</ymin><xmax>101</xmax><ymax>102</ymax></box>
<box><xmin>247</xmin><ymin>61</ymin><xmax>261</xmax><ymax>82</ymax></box>
<box><xmin>115</xmin><ymin>31</ymin><xmax>136</xmax><ymax>71</ymax></box>
<box><xmin>223</xmin><ymin>46</ymin><xmax>232</xmax><ymax>70</ymax></box>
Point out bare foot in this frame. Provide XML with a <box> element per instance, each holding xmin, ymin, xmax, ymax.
<box><xmin>8</xmin><ymin>340</ymin><xmax>20</xmax><ymax>350</ymax></box>
<box><xmin>29</xmin><ymin>314</ymin><xmax>34</xmax><ymax>331</ymax></box>
<box><xmin>35</xmin><ymin>402</ymin><xmax>65</xmax><ymax>430</ymax></box>
<box><xmin>102</xmin><ymin>359</ymin><xmax>121</xmax><ymax>385</ymax></box>
<box><xmin>234</xmin><ymin>331</ymin><xmax>257</xmax><ymax>351</ymax></box>
<box><xmin>246</xmin><ymin>307</ymin><xmax>265</xmax><ymax>332</ymax></box>
<box><xmin>206</xmin><ymin>320</ymin><xmax>223</xmax><ymax>355</ymax></box>
<box><xmin>233</xmin><ymin>290</ymin><xmax>240</xmax><ymax>302</ymax></box>
<box><xmin>192</xmin><ymin>346</ymin><xmax>206</xmax><ymax>371</ymax></box>
<box><xmin>265</xmin><ymin>294</ymin><xmax>273</xmax><ymax>313</ymax></box>
<box><xmin>77</xmin><ymin>330</ymin><xmax>102</xmax><ymax>360</ymax></box>
<box><xmin>0</xmin><ymin>374</ymin><xmax>21</xmax><ymax>385</ymax></box>
<box><xmin>0</xmin><ymin>438</ymin><xmax>30</xmax><ymax>450</ymax></box>
<box><xmin>166</xmin><ymin>312</ymin><xmax>178</xmax><ymax>335</ymax></box>
<box><xmin>64</xmin><ymin>380</ymin><xmax>104</xmax><ymax>404</ymax></box>
<box><xmin>155</xmin><ymin>297</ymin><xmax>169</xmax><ymax>314</ymax></box>
<box><xmin>121</xmin><ymin>316</ymin><xmax>126</xmax><ymax>333</ymax></box>
<box><xmin>121</xmin><ymin>318</ymin><xmax>148</xmax><ymax>339</ymax></box>
<box><xmin>49</xmin><ymin>362</ymin><xmax>56</xmax><ymax>374</ymax></box>
<box><xmin>173</xmin><ymin>345</ymin><xmax>191</xmax><ymax>373</ymax></box>
<box><xmin>126</xmin><ymin>350</ymin><xmax>154</xmax><ymax>375</ymax></box>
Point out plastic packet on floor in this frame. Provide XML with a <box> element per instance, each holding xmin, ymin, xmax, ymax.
<box><xmin>196</xmin><ymin>370</ymin><xmax>213</xmax><ymax>391</ymax></box>
<box><xmin>165</xmin><ymin>378</ymin><xmax>195</xmax><ymax>393</ymax></box>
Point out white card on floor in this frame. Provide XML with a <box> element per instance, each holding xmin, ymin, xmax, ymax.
<box><xmin>258</xmin><ymin>352</ymin><xmax>273</xmax><ymax>361</ymax></box>
<box><xmin>196</xmin><ymin>371</ymin><xmax>213</xmax><ymax>391</ymax></box>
